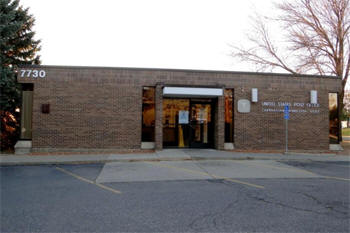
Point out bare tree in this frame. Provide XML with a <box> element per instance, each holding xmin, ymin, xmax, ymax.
<box><xmin>232</xmin><ymin>0</ymin><xmax>349</xmax><ymax>111</ymax></box>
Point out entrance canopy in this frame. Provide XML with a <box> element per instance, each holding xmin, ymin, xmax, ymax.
<box><xmin>163</xmin><ymin>87</ymin><xmax>223</xmax><ymax>98</ymax></box>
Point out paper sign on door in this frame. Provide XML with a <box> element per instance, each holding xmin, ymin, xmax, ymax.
<box><xmin>179</xmin><ymin>111</ymin><xmax>189</xmax><ymax>124</ymax></box>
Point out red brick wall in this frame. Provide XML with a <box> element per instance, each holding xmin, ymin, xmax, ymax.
<box><xmin>155</xmin><ymin>84</ymin><xmax>163</xmax><ymax>150</ymax></box>
<box><xmin>17</xmin><ymin>66</ymin><xmax>342</xmax><ymax>151</ymax></box>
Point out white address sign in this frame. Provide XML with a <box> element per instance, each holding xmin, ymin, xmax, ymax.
<box><xmin>20</xmin><ymin>69</ymin><xmax>46</xmax><ymax>78</ymax></box>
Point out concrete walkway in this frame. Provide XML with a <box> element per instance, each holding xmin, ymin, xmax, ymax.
<box><xmin>0</xmin><ymin>149</ymin><xmax>349</xmax><ymax>166</ymax></box>
<box><xmin>95</xmin><ymin>159</ymin><xmax>321</xmax><ymax>184</ymax></box>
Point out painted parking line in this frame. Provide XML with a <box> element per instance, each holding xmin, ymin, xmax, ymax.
<box><xmin>212</xmin><ymin>176</ymin><xmax>265</xmax><ymax>189</ymax></box>
<box><xmin>230</xmin><ymin>160</ymin><xmax>350</xmax><ymax>182</ymax></box>
<box><xmin>230</xmin><ymin>160</ymin><xmax>317</xmax><ymax>176</ymax></box>
<box><xmin>145</xmin><ymin>161</ymin><xmax>265</xmax><ymax>189</ymax></box>
<box><xmin>312</xmin><ymin>161</ymin><xmax>350</xmax><ymax>168</ymax></box>
<box><xmin>323</xmin><ymin>176</ymin><xmax>350</xmax><ymax>181</ymax></box>
<box><xmin>55</xmin><ymin>167</ymin><xmax>122</xmax><ymax>194</ymax></box>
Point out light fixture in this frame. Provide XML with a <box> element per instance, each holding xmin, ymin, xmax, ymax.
<box><xmin>311</xmin><ymin>90</ymin><xmax>317</xmax><ymax>104</ymax></box>
<box><xmin>252</xmin><ymin>88</ymin><xmax>258</xmax><ymax>102</ymax></box>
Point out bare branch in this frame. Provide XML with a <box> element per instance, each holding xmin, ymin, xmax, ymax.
<box><xmin>231</xmin><ymin>14</ymin><xmax>296</xmax><ymax>74</ymax></box>
<box><xmin>231</xmin><ymin>0</ymin><xmax>350</xmax><ymax>108</ymax></box>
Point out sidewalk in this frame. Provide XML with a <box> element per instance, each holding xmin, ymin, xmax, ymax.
<box><xmin>0</xmin><ymin>149</ymin><xmax>349</xmax><ymax>166</ymax></box>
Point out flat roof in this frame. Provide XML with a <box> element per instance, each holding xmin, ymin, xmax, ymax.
<box><xmin>18</xmin><ymin>64</ymin><xmax>340</xmax><ymax>79</ymax></box>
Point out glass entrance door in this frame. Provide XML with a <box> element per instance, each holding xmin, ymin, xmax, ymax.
<box><xmin>189</xmin><ymin>102</ymin><xmax>214</xmax><ymax>148</ymax></box>
<box><xmin>162</xmin><ymin>98</ymin><xmax>215</xmax><ymax>148</ymax></box>
<box><xmin>163</xmin><ymin>99</ymin><xmax>190</xmax><ymax>147</ymax></box>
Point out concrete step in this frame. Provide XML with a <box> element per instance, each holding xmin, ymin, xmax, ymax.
<box><xmin>14</xmin><ymin>140</ymin><xmax>32</xmax><ymax>155</ymax></box>
<box><xmin>329</xmin><ymin>144</ymin><xmax>344</xmax><ymax>151</ymax></box>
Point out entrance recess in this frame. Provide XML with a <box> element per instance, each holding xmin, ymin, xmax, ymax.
<box><xmin>162</xmin><ymin>98</ymin><xmax>214</xmax><ymax>148</ymax></box>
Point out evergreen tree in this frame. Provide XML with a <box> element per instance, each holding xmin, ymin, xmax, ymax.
<box><xmin>0</xmin><ymin>0</ymin><xmax>40</xmax><ymax>150</ymax></box>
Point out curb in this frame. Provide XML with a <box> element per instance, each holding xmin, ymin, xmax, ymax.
<box><xmin>284</xmin><ymin>152</ymin><xmax>337</xmax><ymax>156</ymax></box>
<box><xmin>0</xmin><ymin>157</ymin><xmax>248</xmax><ymax>166</ymax></box>
<box><xmin>1</xmin><ymin>155</ymin><xmax>348</xmax><ymax>166</ymax></box>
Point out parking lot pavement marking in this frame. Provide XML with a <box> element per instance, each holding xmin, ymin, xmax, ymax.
<box><xmin>145</xmin><ymin>161</ymin><xmax>265</xmax><ymax>189</ymax></box>
<box><xmin>313</xmin><ymin>161</ymin><xmax>350</xmax><ymax>168</ymax></box>
<box><xmin>55</xmin><ymin>167</ymin><xmax>121</xmax><ymax>194</ymax></box>
<box><xmin>230</xmin><ymin>160</ymin><xmax>317</xmax><ymax>176</ymax></box>
<box><xmin>94</xmin><ymin>183</ymin><xmax>123</xmax><ymax>194</ymax></box>
<box><xmin>212</xmin><ymin>176</ymin><xmax>265</xmax><ymax>189</ymax></box>
<box><xmin>229</xmin><ymin>160</ymin><xmax>350</xmax><ymax>181</ymax></box>
<box><xmin>323</xmin><ymin>176</ymin><xmax>350</xmax><ymax>182</ymax></box>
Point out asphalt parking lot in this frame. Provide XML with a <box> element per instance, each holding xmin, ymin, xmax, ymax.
<box><xmin>1</xmin><ymin>159</ymin><xmax>349</xmax><ymax>232</ymax></box>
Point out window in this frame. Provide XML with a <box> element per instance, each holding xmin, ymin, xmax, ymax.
<box><xmin>224</xmin><ymin>89</ymin><xmax>234</xmax><ymax>142</ymax></box>
<box><xmin>20</xmin><ymin>84</ymin><xmax>33</xmax><ymax>139</ymax></box>
<box><xmin>329</xmin><ymin>93</ymin><xmax>339</xmax><ymax>143</ymax></box>
<box><xmin>142</xmin><ymin>87</ymin><xmax>155</xmax><ymax>142</ymax></box>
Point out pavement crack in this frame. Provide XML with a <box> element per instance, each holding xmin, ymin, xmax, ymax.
<box><xmin>192</xmin><ymin>161</ymin><xmax>216</xmax><ymax>179</ymax></box>
<box><xmin>301</xmin><ymin>192</ymin><xmax>349</xmax><ymax>217</ymax></box>
<box><xmin>302</xmin><ymin>193</ymin><xmax>323</xmax><ymax>205</ymax></box>
<box><xmin>247</xmin><ymin>191</ymin><xmax>349</xmax><ymax>220</ymax></box>
<box><xmin>188</xmin><ymin>200</ymin><xmax>239</xmax><ymax>231</ymax></box>
<box><xmin>247</xmin><ymin>193</ymin><xmax>326</xmax><ymax>216</ymax></box>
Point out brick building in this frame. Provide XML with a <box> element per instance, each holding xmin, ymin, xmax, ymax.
<box><xmin>16</xmin><ymin>65</ymin><xmax>342</xmax><ymax>153</ymax></box>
